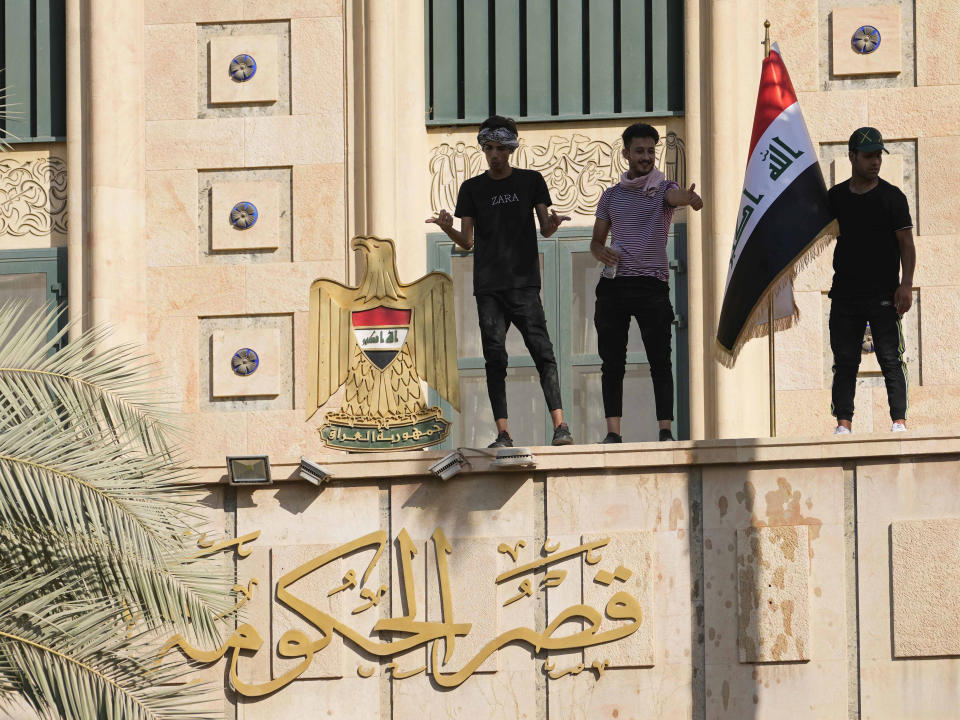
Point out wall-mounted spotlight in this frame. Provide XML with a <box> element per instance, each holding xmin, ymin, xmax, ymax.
<box><xmin>429</xmin><ymin>450</ymin><xmax>469</xmax><ymax>481</ymax></box>
<box><xmin>226</xmin><ymin>455</ymin><xmax>272</xmax><ymax>485</ymax></box>
<box><xmin>491</xmin><ymin>447</ymin><xmax>536</xmax><ymax>469</ymax></box>
<box><xmin>299</xmin><ymin>457</ymin><xmax>332</xmax><ymax>486</ymax></box>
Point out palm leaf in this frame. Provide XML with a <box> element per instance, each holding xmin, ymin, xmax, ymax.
<box><xmin>0</xmin><ymin>523</ymin><xmax>235</xmax><ymax>645</ymax></box>
<box><xmin>0</xmin><ymin>575</ymin><xmax>223</xmax><ymax>720</ymax></box>
<box><xmin>0</xmin><ymin>303</ymin><xmax>177</xmax><ymax>456</ymax></box>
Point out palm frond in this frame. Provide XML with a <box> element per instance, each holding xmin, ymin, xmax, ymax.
<box><xmin>0</xmin><ymin>524</ymin><xmax>235</xmax><ymax>645</ymax></box>
<box><xmin>0</xmin><ymin>576</ymin><xmax>223</xmax><ymax>720</ymax></box>
<box><xmin>0</xmin><ymin>303</ymin><xmax>178</xmax><ymax>456</ymax></box>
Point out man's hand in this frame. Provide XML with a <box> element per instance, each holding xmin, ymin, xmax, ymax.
<box><xmin>542</xmin><ymin>209</ymin><xmax>571</xmax><ymax>236</ymax></box>
<box><xmin>667</xmin><ymin>183</ymin><xmax>703</xmax><ymax>210</ymax></box>
<box><xmin>591</xmin><ymin>242</ymin><xmax>619</xmax><ymax>267</ymax></box>
<box><xmin>894</xmin><ymin>282</ymin><xmax>913</xmax><ymax>315</ymax></box>
<box><xmin>425</xmin><ymin>209</ymin><xmax>454</xmax><ymax>232</ymax></box>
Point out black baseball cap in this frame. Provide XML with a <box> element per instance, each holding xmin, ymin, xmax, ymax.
<box><xmin>848</xmin><ymin>126</ymin><xmax>889</xmax><ymax>153</ymax></box>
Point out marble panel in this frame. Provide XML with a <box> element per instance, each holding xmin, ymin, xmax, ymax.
<box><xmin>582</xmin><ymin>531</ymin><xmax>655</xmax><ymax>668</ymax></box>
<box><xmin>145</xmin><ymin>118</ymin><xmax>244</xmax><ymax>171</ymax></box>
<box><xmin>547</xmin><ymin>664</ymin><xmax>692</xmax><ymax>720</ymax></box>
<box><xmin>546</xmin><ymin>470</ymin><xmax>691</xmax><ymax>536</ymax></box>
<box><xmin>916</xmin><ymin>0</ymin><xmax>960</xmax><ymax>86</ymax></box>
<box><xmin>210</xmin><ymin>181</ymin><xmax>281</xmax><ymax>251</ymax></box>
<box><xmin>391</xmin><ymin>670</ymin><xmax>536</xmax><ymax>720</ymax></box>
<box><xmin>425</xmin><ymin>535</ymin><xmax>499</xmax><ymax>674</ymax></box>
<box><xmin>146</xmin><ymin>169</ymin><xmax>198</xmax><ymax>267</ymax></box>
<box><xmin>290</xmin><ymin>18</ymin><xmax>343</xmax><ymax>116</ymax></box>
<box><xmin>736</xmin><ymin>526</ymin><xmax>811</xmax><ymax>663</ymax></box>
<box><xmin>145</xmin><ymin>23</ymin><xmax>196</xmax><ymax>120</ymax></box>
<box><xmin>211</xmin><ymin>327</ymin><xmax>281</xmax><ymax>398</ymax></box>
<box><xmin>867</xmin><ymin>86</ymin><xmax>960</xmax><ymax>140</ymax></box>
<box><xmin>234</xmin><ymin>547</ymin><xmax>272</xmax><ymax>684</ymax></box>
<box><xmin>145</xmin><ymin>313</ymin><xmax>200</xmax><ymax>413</ymax></box>
<box><xmin>237</xmin><ymin>675</ymin><xmax>381</xmax><ymax>719</ymax></box>
<box><xmin>243</xmin><ymin>0</ymin><xmax>342</xmax><ymax>18</ymax></box>
<box><xmin>704</xmin><ymin>660</ymin><xmax>847</xmax><ymax>719</ymax></box>
<box><xmin>244</xmin><ymin>261</ymin><xmax>343</xmax><ymax>313</ymax></box>
<box><xmin>891</xmin><ymin>518</ymin><xmax>960</xmax><ymax>657</ymax></box>
<box><xmin>831</xmin><ymin>5</ymin><xmax>901</xmax><ymax>76</ymax></box>
<box><xmin>270</xmin><ymin>544</ymin><xmax>343</xmax><ymax>678</ymax></box>
<box><xmin>292</xmin><ymin>163</ymin><xmax>347</xmax><ymax>262</ymax></box>
<box><xmin>209</xmin><ymin>35</ymin><xmax>279</xmax><ymax>104</ymax></box>
<box><xmin>236</xmin><ymin>483</ymin><xmax>380</xmax><ymax>546</ymax></box>
<box><xmin>773</xmin><ymin>290</ymin><xmax>823</xmax><ymax>392</ymax></box>
<box><xmin>244</xmin><ymin>114</ymin><xmax>345</xmax><ymax>166</ymax></box>
<box><xmin>918</xmin><ymin>136</ymin><xmax>960</xmax><ymax>238</ymax></box>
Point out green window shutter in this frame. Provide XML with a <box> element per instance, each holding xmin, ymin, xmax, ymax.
<box><xmin>1</xmin><ymin>0</ymin><xmax>67</xmax><ymax>143</ymax></box>
<box><xmin>426</xmin><ymin>0</ymin><xmax>684</xmax><ymax>126</ymax></box>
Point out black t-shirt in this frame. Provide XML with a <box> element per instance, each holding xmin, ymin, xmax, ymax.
<box><xmin>454</xmin><ymin>168</ymin><xmax>552</xmax><ymax>295</ymax></box>
<box><xmin>828</xmin><ymin>178</ymin><xmax>912</xmax><ymax>299</ymax></box>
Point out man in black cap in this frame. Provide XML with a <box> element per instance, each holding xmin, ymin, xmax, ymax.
<box><xmin>828</xmin><ymin>127</ymin><xmax>916</xmax><ymax>435</ymax></box>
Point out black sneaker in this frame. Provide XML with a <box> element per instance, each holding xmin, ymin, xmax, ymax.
<box><xmin>551</xmin><ymin>422</ymin><xmax>573</xmax><ymax>446</ymax></box>
<box><xmin>659</xmin><ymin>428</ymin><xmax>675</xmax><ymax>442</ymax></box>
<box><xmin>600</xmin><ymin>432</ymin><xmax>622</xmax><ymax>444</ymax></box>
<box><xmin>488</xmin><ymin>431</ymin><xmax>513</xmax><ymax>448</ymax></box>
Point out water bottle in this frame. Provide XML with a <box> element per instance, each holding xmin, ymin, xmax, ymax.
<box><xmin>601</xmin><ymin>240</ymin><xmax>620</xmax><ymax>279</ymax></box>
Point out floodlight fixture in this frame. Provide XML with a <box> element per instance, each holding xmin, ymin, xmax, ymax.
<box><xmin>299</xmin><ymin>457</ymin><xmax>333</xmax><ymax>486</ymax></box>
<box><xmin>226</xmin><ymin>455</ymin><xmax>272</xmax><ymax>485</ymax></box>
<box><xmin>491</xmin><ymin>447</ymin><xmax>536</xmax><ymax>469</ymax></box>
<box><xmin>429</xmin><ymin>450</ymin><xmax>469</xmax><ymax>481</ymax></box>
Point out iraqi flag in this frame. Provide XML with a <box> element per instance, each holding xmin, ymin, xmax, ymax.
<box><xmin>352</xmin><ymin>307</ymin><xmax>410</xmax><ymax>370</ymax></box>
<box><xmin>716</xmin><ymin>44</ymin><xmax>837</xmax><ymax>366</ymax></box>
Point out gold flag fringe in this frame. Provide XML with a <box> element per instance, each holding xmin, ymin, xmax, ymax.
<box><xmin>715</xmin><ymin>219</ymin><xmax>839</xmax><ymax>368</ymax></box>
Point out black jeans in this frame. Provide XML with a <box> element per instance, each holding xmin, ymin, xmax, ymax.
<box><xmin>829</xmin><ymin>296</ymin><xmax>907</xmax><ymax>422</ymax></box>
<box><xmin>476</xmin><ymin>288</ymin><xmax>562</xmax><ymax>420</ymax></box>
<box><xmin>594</xmin><ymin>276</ymin><xmax>674</xmax><ymax>421</ymax></box>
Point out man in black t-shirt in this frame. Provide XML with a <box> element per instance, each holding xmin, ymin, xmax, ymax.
<box><xmin>426</xmin><ymin>115</ymin><xmax>573</xmax><ymax>447</ymax></box>
<box><xmin>828</xmin><ymin>127</ymin><xmax>916</xmax><ymax>435</ymax></box>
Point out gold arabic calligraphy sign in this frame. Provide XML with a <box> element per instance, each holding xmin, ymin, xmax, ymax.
<box><xmin>161</xmin><ymin>528</ymin><xmax>643</xmax><ymax>695</ymax></box>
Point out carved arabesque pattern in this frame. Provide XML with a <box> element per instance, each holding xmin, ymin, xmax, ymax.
<box><xmin>429</xmin><ymin>132</ymin><xmax>686</xmax><ymax>215</ymax></box>
<box><xmin>0</xmin><ymin>157</ymin><xmax>68</xmax><ymax>236</ymax></box>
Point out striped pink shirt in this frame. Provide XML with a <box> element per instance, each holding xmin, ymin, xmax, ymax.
<box><xmin>595</xmin><ymin>180</ymin><xmax>679</xmax><ymax>282</ymax></box>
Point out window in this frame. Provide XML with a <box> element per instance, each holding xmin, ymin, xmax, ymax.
<box><xmin>427</xmin><ymin>226</ymin><xmax>688</xmax><ymax>447</ymax></box>
<box><xmin>426</xmin><ymin>0</ymin><xmax>684</xmax><ymax>125</ymax></box>
<box><xmin>0</xmin><ymin>1</ymin><xmax>67</xmax><ymax>143</ymax></box>
<box><xmin>0</xmin><ymin>248</ymin><xmax>67</xmax><ymax>345</ymax></box>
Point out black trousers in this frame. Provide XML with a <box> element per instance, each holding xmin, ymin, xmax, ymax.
<box><xmin>829</xmin><ymin>296</ymin><xmax>908</xmax><ymax>423</ymax></box>
<box><xmin>594</xmin><ymin>276</ymin><xmax>674</xmax><ymax>421</ymax></box>
<box><xmin>476</xmin><ymin>288</ymin><xmax>562</xmax><ymax>420</ymax></box>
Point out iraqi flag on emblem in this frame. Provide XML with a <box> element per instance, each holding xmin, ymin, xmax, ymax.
<box><xmin>352</xmin><ymin>307</ymin><xmax>411</xmax><ymax>370</ymax></box>
<box><xmin>716</xmin><ymin>44</ymin><xmax>837</xmax><ymax>366</ymax></box>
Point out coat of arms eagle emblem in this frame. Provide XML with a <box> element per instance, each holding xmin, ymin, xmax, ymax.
<box><xmin>307</xmin><ymin>236</ymin><xmax>460</xmax><ymax>451</ymax></box>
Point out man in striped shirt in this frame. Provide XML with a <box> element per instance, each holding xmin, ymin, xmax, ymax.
<box><xmin>590</xmin><ymin>123</ymin><xmax>702</xmax><ymax>443</ymax></box>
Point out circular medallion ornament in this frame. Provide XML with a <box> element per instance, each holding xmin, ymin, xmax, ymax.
<box><xmin>231</xmin><ymin>348</ymin><xmax>259</xmax><ymax>376</ymax></box>
<box><xmin>229</xmin><ymin>54</ymin><xmax>257</xmax><ymax>82</ymax></box>
<box><xmin>852</xmin><ymin>26</ymin><xmax>881</xmax><ymax>54</ymax></box>
<box><xmin>230</xmin><ymin>202</ymin><xmax>258</xmax><ymax>230</ymax></box>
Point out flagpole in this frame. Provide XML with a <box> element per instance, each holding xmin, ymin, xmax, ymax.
<box><xmin>763</xmin><ymin>20</ymin><xmax>777</xmax><ymax>438</ymax></box>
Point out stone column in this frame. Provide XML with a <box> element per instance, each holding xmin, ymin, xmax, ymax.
<box><xmin>359</xmin><ymin>0</ymin><xmax>429</xmax><ymax>283</ymax></box>
<box><xmin>86</xmin><ymin>0</ymin><xmax>146</xmax><ymax>346</ymax></box>
<box><xmin>700</xmin><ymin>0</ymin><xmax>770</xmax><ymax>438</ymax></box>
<box><xmin>65</xmin><ymin>0</ymin><xmax>85</xmax><ymax>339</ymax></box>
<box><xmin>684</xmin><ymin>0</ymin><xmax>705</xmax><ymax>440</ymax></box>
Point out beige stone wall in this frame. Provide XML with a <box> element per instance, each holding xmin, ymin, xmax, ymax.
<box><xmin>165</xmin><ymin>435</ymin><xmax>960</xmax><ymax>718</ymax></box>
<box><xmin>141</xmin><ymin>2</ymin><xmax>347</xmax><ymax>462</ymax></box>
<box><xmin>768</xmin><ymin>0</ymin><xmax>960</xmax><ymax>435</ymax></box>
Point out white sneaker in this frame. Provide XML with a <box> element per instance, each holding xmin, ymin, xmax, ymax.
<box><xmin>833</xmin><ymin>426</ymin><xmax>851</xmax><ymax>435</ymax></box>
<box><xmin>891</xmin><ymin>422</ymin><xmax>907</xmax><ymax>432</ymax></box>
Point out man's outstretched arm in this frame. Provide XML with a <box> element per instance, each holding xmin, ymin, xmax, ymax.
<box><xmin>535</xmin><ymin>203</ymin><xmax>571</xmax><ymax>238</ymax></box>
<box><xmin>665</xmin><ymin>183</ymin><xmax>703</xmax><ymax>210</ymax></box>
<box><xmin>426</xmin><ymin>210</ymin><xmax>474</xmax><ymax>250</ymax></box>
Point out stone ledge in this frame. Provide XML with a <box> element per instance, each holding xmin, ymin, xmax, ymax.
<box><xmin>186</xmin><ymin>432</ymin><xmax>960</xmax><ymax>484</ymax></box>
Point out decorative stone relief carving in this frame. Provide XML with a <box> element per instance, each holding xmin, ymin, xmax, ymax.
<box><xmin>428</xmin><ymin>132</ymin><xmax>686</xmax><ymax>215</ymax></box>
<box><xmin>0</xmin><ymin>157</ymin><xmax>68</xmax><ymax>236</ymax></box>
